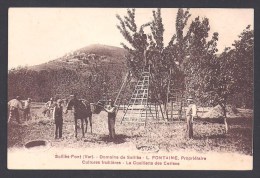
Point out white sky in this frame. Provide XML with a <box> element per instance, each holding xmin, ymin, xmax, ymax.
<box><xmin>8</xmin><ymin>8</ymin><xmax>254</xmax><ymax>69</ymax></box>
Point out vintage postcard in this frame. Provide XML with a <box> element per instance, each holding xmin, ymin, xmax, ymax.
<box><xmin>8</xmin><ymin>8</ymin><xmax>253</xmax><ymax>170</ymax></box>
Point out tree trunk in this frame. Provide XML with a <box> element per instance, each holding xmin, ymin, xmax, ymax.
<box><xmin>220</xmin><ymin>103</ymin><xmax>228</xmax><ymax>133</ymax></box>
<box><xmin>224</xmin><ymin>117</ymin><xmax>228</xmax><ymax>134</ymax></box>
<box><xmin>179</xmin><ymin>103</ymin><xmax>183</xmax><ymax>120</ymax></box>
<box><xmin>164</xmin><ymin>101</ymin><xmax>169</xmax><ymax>121</ymax></box>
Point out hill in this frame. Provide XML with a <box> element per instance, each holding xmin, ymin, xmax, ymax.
<box><xmin>29</xmin><ymin>44</ymin><xmax>128</xmax><ymax>73</ymax></box>
<box><xmin>9</xmin><ymin>44</ymin><xmax>129</xmax><ymax>102</ymax></box>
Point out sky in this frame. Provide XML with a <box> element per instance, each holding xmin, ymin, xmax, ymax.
<box><xmin>8</xmin><ymin>8</ymin><xmax>254</xmax><ymax>69</ymax></box>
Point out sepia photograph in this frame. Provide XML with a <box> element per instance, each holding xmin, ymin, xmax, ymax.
<box><xmin>7</xmin><ymin>8</ymin><xmax>253</xmax><ymax>170</ymax></box>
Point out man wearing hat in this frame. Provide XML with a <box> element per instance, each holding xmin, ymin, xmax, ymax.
<box><xmin>23</xmin><ymin>98</ymin><xmax>32</xmax><ymax>121</ymax></box>
<box><xmin>186</xmin><ymin>96</ymin><xmax>197</xmax><ymax>139</ymax></box>
<box><xmin>103</xmin><ymin>99</ymin><xmax>117</xmax><ymax>140</ymax></box>
<box><xmin>8</xmin><ymin>96</ymin><xmax>24</xmax><ymax>124</ymax></box>
<box><xmin>53</xmin><ymin>99</ymin><xmax>64</xmax><ymax>139</ymax></box>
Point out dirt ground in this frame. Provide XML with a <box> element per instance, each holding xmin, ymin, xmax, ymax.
<box><xmin>8</xmin><ymin>103</ymin><xmax>253</xmax><ymax>156</ymax></box>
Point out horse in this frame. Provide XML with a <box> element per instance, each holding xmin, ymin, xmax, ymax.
<box><xmin>80</xmin><ymin>99</ymin><xmax>93</xmax><ymax>135</ymax></box>
<box><xmin>66</xmin><ymin>98</ymin><xmax>92</xmax><ymax>138</ymax></box>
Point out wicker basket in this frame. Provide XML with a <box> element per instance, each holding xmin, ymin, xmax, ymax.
<box><xmin>90</xmin><ymin>103</ymin><xmax>103</xmax><ymax>114</ymax></box>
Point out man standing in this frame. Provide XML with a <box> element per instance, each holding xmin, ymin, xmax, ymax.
<box><xmin>103</xmin><ymin>99</ymin><xmax>117</xmax><ymax>140</ymax></box>
<box><xmin>53</xmin><ymin>99</ymin><xmax>64</xmax><ymax>139</ymax></box>
<box><xmin>23</xmin><ymin>98</ymin><xmax>32</xmax><ymax>121</ymax></box>
<box><xmin>186</xmin><ymin>96</ymin><xmax>197</xmax><ymax>139</ymax></box>
<box><xmin>8</xmin><ymin>96</ymin><xmax>24</xmax><ymax>124</ymax></box>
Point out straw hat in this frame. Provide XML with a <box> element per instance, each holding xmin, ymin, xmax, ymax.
<box><xmin>70</xmin><ymin>93</ymin><xmax>77</xmax><ymax>97</ymax></box>
<box><xmin>108</xmin><ymin>99</ymin><xmax>114</xmax><ymax>105</ymax></box>
<box><xmin>57</xmin><ymin>99</ymin><xmax>63</xmax><ymax>103</ymax></box>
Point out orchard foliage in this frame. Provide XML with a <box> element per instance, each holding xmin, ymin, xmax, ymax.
<box><xmin>116</xmin><ymin>9</ymin><xmax>150</xmax><ymax>77</ymax></box>
<box><xmin>8</xmin><ymin>63</ymin><xmax>124</xmax><ymax>103</ymax></box>
<box><xmin>117</xmin><ymin>8</ymin><xmax>253</xmax><ymax>110</ymax></box>
<box><xmin>232</xmin><ymin>25</ymin><xmax>253</xmax><ymax>108</ymax></box>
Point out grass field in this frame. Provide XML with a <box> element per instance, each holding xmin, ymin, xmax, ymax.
<box><xmin>8</xmin><ymin>102</ymin><xmax>253</xmax><ymax>156</ymax></box>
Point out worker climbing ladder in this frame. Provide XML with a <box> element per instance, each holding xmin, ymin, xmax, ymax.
<box><xmin>121</xmin><ymin>66</ymin><xmax>160</xmax><ymax>125</ymax></box>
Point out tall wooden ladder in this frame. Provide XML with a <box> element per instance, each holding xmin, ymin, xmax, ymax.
<box><xmin>121</xmin><ymin>66</ymin><xmax>156</xmax><ymax>125</ymax></box>
<box><xmin>114</xmin><ymin>71</ymin><xmax>131</xmax><ymax>106</ymax></box>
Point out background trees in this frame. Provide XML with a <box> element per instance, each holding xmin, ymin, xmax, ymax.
<box><xmin>116</xmin><ymin>8</ymin><xmax>253</xmax><ymax>118</ymax></box>
<box><xmin>201</xmin><ymin>25</ymin><xmax>254</xmax><ymax>110</ymax></box>
<box><xmin>8</xmin><ymin>63</ymin><xmax>124</xmax><ymax>103</ymax></box>
<box><xmin>8</xmin><ymin>8</ymin><xmax>253</xmax><ymax>114</ymax></box>
<box><xmin>231</xmin><ymin>25</ymin><xmax>254</xmax><ymax>108</ymax></box>
<box><xmin>116</xmin><ymin>8</ymin><xmax>221</xmax><ymax>105</ymax></box>
<box><xmin>116</xmin><ymin>8</ymin><xmax>150</xmax><ymax>77</ymax></box>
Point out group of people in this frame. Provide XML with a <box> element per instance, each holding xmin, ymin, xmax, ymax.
<box><xmin>52</xmin><ymin>94</ymin><xmax>117</xmax><ymax>140</ymax></box>
<box><xmin>8</xmin><ymin>96</ymin><xmax>32</xmax><ymax>124</ymax></box>
<box><xmin>8</xmin><ymin>94</ymin><xmax>197</xmax><ymax>140</ymax></box>
<box><xmin>43</xmin><ymin>97</ymin><xmax>57</xmax><ymax>117</ymax></box>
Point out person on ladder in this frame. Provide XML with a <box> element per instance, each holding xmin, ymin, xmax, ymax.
<box><xmin>186</xmin><ymin>96</ymin><xmax>197</xmax><ymax>139</ymax></box>
<box><xmin>142</xmin><ymin>33</ymin><xmax>151</xmax><ymax>69</ymax></box>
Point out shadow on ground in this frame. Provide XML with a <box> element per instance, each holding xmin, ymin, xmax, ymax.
<box><xmin>98</xmin><ymin>134</ymin><xmax>131</xmax><ymax>144</ymax></box>
<box><xmin>193</xmin><ymin>133</ymin><xmax>227</xmax><ymax>140</ymax></box>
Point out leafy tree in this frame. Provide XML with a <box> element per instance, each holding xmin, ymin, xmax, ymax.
<box><xmin>147</xmin><ymin>9</ymin><xmax>168</xmax><ymax>105</ymax></box>
<box><xmin>116</xmin><ymin>8</ymin><xmax>151</xmax><ymax>77</ymax></box>
<box><xmin>231</xmin><ymin>25</ymin><xmax>253</xmax><ymax>108</ymax></box>
<box><xmin>183</xmin><ymin>17</ymin><xmax>218</xmax><ymax>102</ymax></box>
<box><xmin>116</xmin><ymin>8</ymin><xmax>168</xmax><ymax>109</ymax></box>
<box><xmin>116</xmin><ymin>8</ymin><xmax>220</xmax><ymax>107</ymax></box>
<box><xmin>201</xmin><ymin>47</ymin><xmax>234</xmax><ymax>132</ymax></box>
<box><xmin>200</xmin><ymin>26</ymin><xmax>253</xmax><ymax>132</ymax></box>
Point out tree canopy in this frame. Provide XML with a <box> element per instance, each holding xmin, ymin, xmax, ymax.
<box><xmin>116</xmin><ymin>8</ymin><xmax>253</xmax><ymax>111</ymax></box>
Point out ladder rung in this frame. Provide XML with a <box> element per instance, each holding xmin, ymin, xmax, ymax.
<box><xmin>131</xmin><ymin>96</ymin><xmax>148</xmax><ymax>99</ymax></box>
<box><xmin>122</xmin><ymin>121</ymin><xmax>146</xmax><ymax>124</ymax></box>
<box><xmin>129</xmin><ymin>100</ymin><xmax>147</xmax><ymax>103</ymax></box>
<box><xmin>133</xmin><ymin>91</ymin><xmax>148</xmax><ymax>94</ymax></box>
<box><xmin>134</xmin><ymin>89</ymin><xmax>148</xmax><ymax>92</ymax></box>
<box><xmin>136</xmin><ymin>85</ymin><xmax>148</xmax><ymax>87</ymax></box>
<box><xmin>124</xmin><ymin>113</ymin><xmax>144</xmax><ymax>115</ymax></box>
<box><xmin>123</xmin><ymin>116</ymin><xmax>145</xmax><ymax>120</ymax></box>
<box><xmin>130</xmin><ymin>97</ymin><xmax>148</xmax><ymax>99</ymax></box>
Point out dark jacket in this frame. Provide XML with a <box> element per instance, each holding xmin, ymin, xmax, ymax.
<box><xmin>54</xmin><ymin>106</ymin><xmax>63</xmax><ymax>124</ymax></box>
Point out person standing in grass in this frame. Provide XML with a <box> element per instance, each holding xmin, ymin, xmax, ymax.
<box><xmin>45</xmin><ymin>97</ymin><xmax>56</xmax><ymax>117</ymax></box>
<box><xmin>103</xmin><ymin>99</ymin><xmax>117</xmax><ymax>140</ymax></box>
<box><xmin>186</xmin><ymin>96</ymin><xmax>197</xmax><ymax>139</ymax></box>
<box><xmin>8</xmin><ymin>96</ymin><xmax>24</xmax><ymax>124</ymax></box>
<box><xmin>53</xmin><ymin>99</ymin><xmax>64</xmax><ymax>139</ymax></box>
<box><xmin>23</xmin><ymin>98</ymin><xmax>32</xmax><ymax>121</ymax></box>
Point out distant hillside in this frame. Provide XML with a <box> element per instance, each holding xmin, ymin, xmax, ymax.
<box><xmin>77</xmin><ymin>44</ymin><xmax>127</xmax><ymax>59</ymax></box>
<box><xmin>9</xmin><ymin>44</ymin><xmax>129</xmax><ymax>102</ymax></box>
<box><xmin>29</xmin><ymin>44</ymin><xmax>128</xmax><ymax>73</ymax></box>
